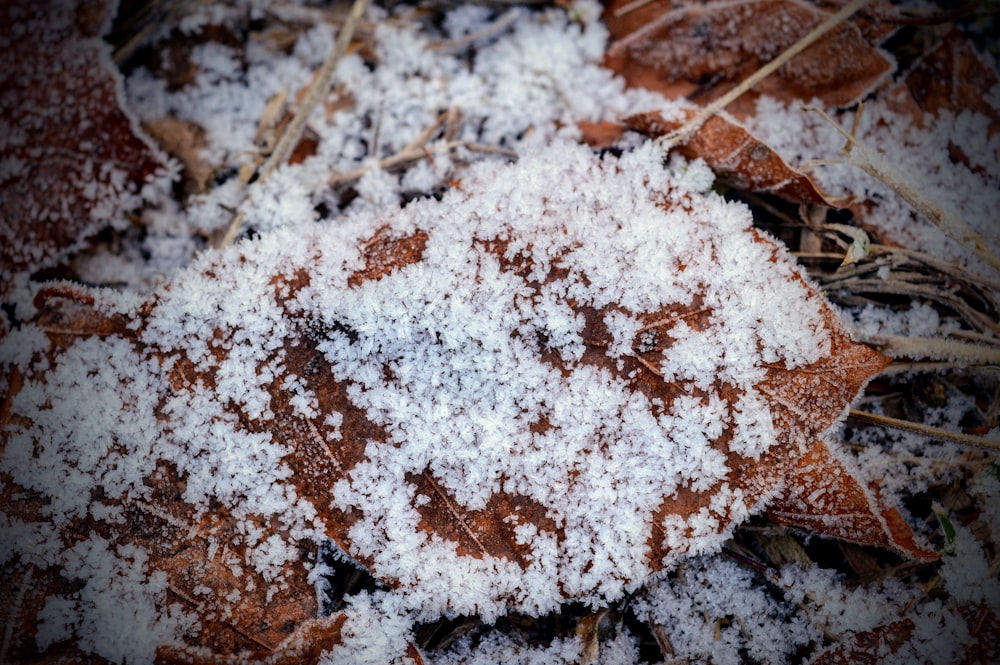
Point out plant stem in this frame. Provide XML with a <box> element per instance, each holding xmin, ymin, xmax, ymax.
<box><xmin>848</xmin><ymin>409</ymin><xmax>1000</xmax><ymax>452</ymax></box>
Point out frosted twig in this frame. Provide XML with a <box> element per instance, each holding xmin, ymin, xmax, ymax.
<box><xmin>848</xmin><ymin>409</ymin><xmax>1000</xmax><ymax>452</ymax></box>
<box><xmin>218</xmin><ymin>0</ymin><xmax>370</xmax><ymax>247</ymax></box>
<box><xmin>880</xmin><ymin>361</ymin><xmax>1000</xmax><ymax>375</ymax></box>
<box><xmin>861</xmin><ymin>333</ymin><xmax>1000</xmax><ymax>365</ymax></box>
<box><xmin>329</xmin><ymin>139</ymin><xmax>516</xmax><ymax>185</ymax></box>
<box><xmin>831</xmin><ymin>277</ymin><xmax>1000</xmax><ymax>337</ymax></box>
<box><xmin>875</xmin><ymin>245</ymin><xmax>1000</xmax><ymax>295</ymax></box>
<box><xmin>655</xmin><ymin>0</ymin><xmax>872</xmax><ymax>151</ymax></box>
<box><xmin>805</xmin><ymin>105</ymin><xmax>1000</xmax><ymax>276</ymax></box>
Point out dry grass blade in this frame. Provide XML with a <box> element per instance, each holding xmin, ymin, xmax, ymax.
<box><xmin>859</xmin><ymin>334</ymin><xmax>1000</xmax><ymax>366</ymax></box>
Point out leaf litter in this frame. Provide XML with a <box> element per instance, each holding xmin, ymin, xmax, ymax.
<box><xmin>2</xmin><ymin>0</ymin><xmax>999</xmax><ymax>663</ymax></box>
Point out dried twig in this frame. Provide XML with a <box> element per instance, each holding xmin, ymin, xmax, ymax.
<box><xmin>860</xmin><ymin>333</ymin><xmax>1000</xmax><ymax>365</ymax></box>
<box><xmin>880</xmin><ymin>361</ymin><xmax>1000</xmax><ymax>375</ymax></box>
<box><xmin>218</xmin><ymin>0</ymin><xmax>371</xmax><ymax>247</ymax></box>
<box><xmin>872</xmin><ymin>245</ymin><xmax>1000</xmax><ymax>295</ymax></box>
<box><xmin>429</xmin><ymin>8</ymin><xmax>521</xmax><ymax>53</ymax></box>
<box><xmin>330</xmin><ymin>137</ymin><xmax>516</xmax><ymax>186</ymax></box>
<box><xmin>848</xmin><ymin>409</ymin><xmax>1000</xmax><ymax>452</ymax></box>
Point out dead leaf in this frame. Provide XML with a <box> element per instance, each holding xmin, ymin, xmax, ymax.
<box><xmin>624</xmin><ymin>109</ymin><xmax>848</xmax><ymax>206</ymax></box>
<box><xmin>0</xmin><ymin>0</ymin><xmax>169</xmax><ymax>302</ymax></box>
<box><xmin>603</xmin><ymin>0</ymin><xmax>896</xmax><ymax>115</ymax></box>
<box><xmin>145</xmin><ymin>118</ymin><xmax>214</xmax><ymax>195</ymax></box>
<box><xmin>884</xmin><ymin>29</ymin><xmax>1000</xmax><ymax>176</ymax></box>
<box><xmin>899</xmin><ymin>30</ymin><xmax>1000</xmax><ymax>130</ymax></box>
<box><xmin>767</xmin><ymin>438</ymin><xmax>934</xmax><ymax>556</ymax></box>
<box><xmin>0</xmin><ymin>144</ymin><xmax>926</xmax><ymax>662</ymax></box>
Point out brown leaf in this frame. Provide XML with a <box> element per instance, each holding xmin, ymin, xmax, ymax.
<box><xmin>900</xmin><ymin>30</ymin><xmax>1000</xmax><ymax>129</ymax></box>
<box><xmin>156</xmin><ymin>614</ymin><xmax>424</xmax><ymax>665</ymax></box>
<box><xmin>1</xmin><ymin>144</ymin><xmax>923</xmax><ymax>661</ymax></box>
<box><xmin>144</xmin><ymin>118</ymin><xmax>214</xmax><ymax>195</ymax></box>
<box><xmin>603</xmin><ymin>0</ymin><xmax>896</xmax><ymax>115</ymax></box>
<box><xmin>0</xmin><ymin>0</ymin><xmax>169</xmax><ymax>301</ymax></box>
<box><xmin>883</xmin><ymin>29</ymin><xmax>1000</xmax><ymax>176</ymax></box>
<box><xmin>623</xmin><ymin>109</ymin><xmax>848</xmax><ymax>206</ymax></box>
<box><xmin>767</xmin><ymin>439</ymin><xmax>936</xmax><ymax>557</ymax></box>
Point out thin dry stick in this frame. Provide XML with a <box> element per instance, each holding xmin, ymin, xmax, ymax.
<box><xmin>612</xmin><ymin>0</ymin><xmax>654</xmax><ymax>17</ymax></box>
<box><xmin>330</xmin><ymin>139</ymin><xmax>517</xmax><ymax>185</ymax></box>
<box><xmin>876</xmin><ymin>245</ymin><xmax>1000</xmax><ymax>295</ymax></box>
<box><xmin>429</xmin><ymin>8</ymin><xmax>521</xmax><ymax>53</ymax></box>
<box><xmin>863</xmin><ymin>334</ymin><xmax>1000</xmax><ymax>365</ymax></box>
<box><xmin>834</xmin><ymin>278</ymin><xmax>1000</xmax><ymax>337</ymax></box>
<box><xmin>218</xmin><ymin>0</ymin><xmax>370</xmax><ymax>247</ymax></box>
<box><xmin>881</xmin><ymin>361</ymin><xmax>1000</xmax><ymax>375</ymax></box>
<box><xmin>656</xmin><ymin>0</ymin><xmax>872</xmax><ymax>151</ymax></box>
<box><xmin>848</xmin><ymin>409</ymin><xmax>1000</xmax><ymax>452</ymax></box>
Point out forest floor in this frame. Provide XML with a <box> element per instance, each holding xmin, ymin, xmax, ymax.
<box><xmin>2</xmin><ymin>0</ymin><xmax>999</xmax><ymax>663</ymax></box>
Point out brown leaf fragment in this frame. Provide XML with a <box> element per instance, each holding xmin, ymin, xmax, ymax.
<box><xmin>0</xmin><ymin>0</ymin><xmax>169</xmax><ymax>302</ymax></box>
<box><xmin>810</xmin><ymin>604</ymin><xmax>1000</xmax><ymax>664</ymax></box>
<box><xmin>577</xmin><ymin>119</ymin><xmax>628</xmax><ymax>149</ymax></box>
<box><xmin>624</xmin><ymin>110</ymin><xmax>848</xmax><ymax>206</ymax></box>
<box><xmin>767</xmin><ymin>439</ymin><xmax>937</xmax><ymax>558</ymax></box>
<box><xmin>156</xmin><ymin>614</ymin><xmax>424</xmax><ymax>665</ymax></box>
<box><xmin>901</xmin><ymin>30</ymin><xmax>1000</xmax><ymax>129</ymax></box>
<box><xmin>604</xmin><ymin>0</ymin><xmax>896</xmax><ymax>114</ymax></box>
<box><xmin>144</xmin><ymin>118</ymin><xmax>214</xmax><ymax>195</ymax></box>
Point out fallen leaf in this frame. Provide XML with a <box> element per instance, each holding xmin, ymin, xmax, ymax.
<box><xmin>603</xmin><ymin>0</ymin><xmax>896</xmax><ymax>115</ymax></box>
<box><xmin>0</xmin><ymin>0</ymin><xmax>169</xmax><ymax>303</ymax></box>
<box><xmin>624</xmin><ymin>109</ymin><xmax>848</xmax><ymax>206</ymax></box>
<box><xmin>144</xmin><ymin>118</ymin><xmax>214</xmax><ymax>195</ymax></box>
<box><xmin>0</xmin><ymin>142</ymin><xmax>926</xmax><ymax>662</ymax></box>
<box><xmin>767</xmin><ymin>438</ymin><xmax>934</xmax><ymax>556</ymax></box>
<box><xmin>884</xmin><ymin>29</ymin><xmax>1000</xmax><ymax>177</ymax></box>
<box><xmin>899</xmin><ymin>30</ymin><xmax>1000</xmax><ymax>130</ymax></box>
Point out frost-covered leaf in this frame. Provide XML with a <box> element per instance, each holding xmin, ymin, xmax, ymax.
<box><xmin>1</xmin><ymin>142</ymin><xmax>922</xmax><ymax>662</ymax></box>
<box><xmin>895</xmin><ymin>29</ymin><xmax>1000</xmax><ymax>137</ymax></box>
<box><xmin>623</xmin><ymin>109</ymin><xmax>846</xmax><ymax>205</ymax></box>
<box><xmin>603</xmin><ymin>0</ymin><xmax>896</xmax><ymax>115</ymax></box>
<box><xmin>0</xmin><ymin>0</ymin><xmax>170</xmax><ymax>302</ymax></box>
<box><xmin>157</xmin><ymin>613</ymin><xmax>424</xmax><ymax>665</ymax></box>
<box><xmin>767</xmin><ymin>439</ymin><xmax>934</xmax><ymax>557</ymax></box>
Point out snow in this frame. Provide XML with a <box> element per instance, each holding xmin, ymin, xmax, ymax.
<box><xmin>318</xmin><ymin>591</ymin><xmax>419</xmax><ymax>665</ymax></box>
<box><xmin>431</xmin><ymin>633</ymin><xmax>592</xmax><ymax>665</ymax></box>
<box><xmin>938</xmin><ymin>519</ymin><xmax>1000</xmax><ymax>606</ymax></box>
<box><xmin>34</xmin><ymin>536</ymin><xmax>197</xmax><ymax>665</ymax></box>
<box><xmin>636</xmin><ymin>556</ymin><xmax>817</xmax><ymax>665</ymax></box>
